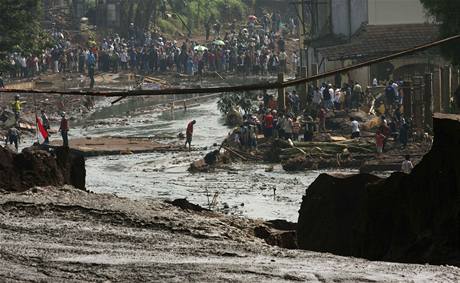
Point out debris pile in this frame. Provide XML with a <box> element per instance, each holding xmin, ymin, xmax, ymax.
<box><xmin>297</xmin><ymin>113</ymin><xmax>460</xmax><ymax>266</ymax></box>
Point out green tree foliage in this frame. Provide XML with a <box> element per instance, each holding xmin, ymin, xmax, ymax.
<box><xmin>184</xmin><ymin>0</ymin><xmax>247</xmax><ymax>29</ymax></box>
<box><xmin>420</xmin><ymin>0</ymin><xmax>460</xmax><ymax>65</ymax></box>
<box><xmin>116</xmin><ymin>0</ymin><xmax>247</xmax><ymax>36</ymax></box>
<box><xmin>0</xmin><ymin>0</ymin><xmax>50</xmax><ymax>71</ymax></box>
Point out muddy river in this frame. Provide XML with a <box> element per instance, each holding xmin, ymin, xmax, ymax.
<box><xmin>70</xmin><ymin>98</ymin><xmax>348</xmax><ymax>222</ymax></box>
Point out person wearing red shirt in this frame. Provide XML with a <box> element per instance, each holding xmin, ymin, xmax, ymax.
<box><xmin>185</xmin><ymin>120</ymin><xmax>196</xmax><ymax>150</ymax></box>
<box><xmin>263</xmin><ymin>112</ymin><xmax>274</xmax><ymax>137</ymax></box>
<box><xmin>375</xmin><ymin>130</ymin><xmax>385</xmax><ymax>156</ymax></box>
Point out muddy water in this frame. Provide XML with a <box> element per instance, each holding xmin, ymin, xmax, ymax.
<box><xmin>79</xmin><ymin>98</ymin><xmax>341</xmax><ymax>222</ymax></box>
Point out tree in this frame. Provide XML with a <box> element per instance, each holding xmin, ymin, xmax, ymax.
<box><xmin>420</xmin><ymin>0</ymin><xmax>460</xmax><ymax>65</ymax></box>
<box><xmin>0</xmin><ymin>0</ymin><xmax>50</xmax><ymax>71</ymax></box>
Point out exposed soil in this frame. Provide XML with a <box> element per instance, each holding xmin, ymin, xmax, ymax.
<box><xmin>1</xmin><ymin>187</ymin><xmax>459</xmax><ymax>282</ymax></box>
<box><xmin>0</xmin><ymin>146</ymin><xmax>85</xmax><ymax>192</ymax></box>
<box><xmin>297</xmin><ymin>113</ymin><xmax>460</xmax><ymax>266</ymax></box>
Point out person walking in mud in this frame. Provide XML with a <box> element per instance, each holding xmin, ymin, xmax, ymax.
<box><xmin>59</xmin><ymin>112</ymin><xmax>69</xmax><ymax>147</ymax></box>
<box><xmin>5</xmin><ymin>127</ymin><xmax>20</xmax><ymax>152</ymax></box>
<box><xmin>185</xmin><ymin>120</ymin><xmax>196</xmax><ymax>151</ymax></box>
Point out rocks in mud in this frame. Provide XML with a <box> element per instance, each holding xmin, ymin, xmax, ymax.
<box><xmin>297</xmin><ymin>113</ymin><xmax>460</xmax><ymax>266</ymax></box>
<box><xmin>254</xmin><ymin>220</ymin><xmax>298</xmax><ymax>249</ymax></box>
<box><xmin>166</xmin><ymin>198</ymin><xmax>210</xmax><ymax>212</ymax></box>
<box><xmin>188</xmin><ymin>159</ymin><xmax>211</xmax><ymax>173</ymax></box>
<box><xmin>0</xmin><ymin>146</ymin><xmax>86</xmax><ymax>192</ymax></box>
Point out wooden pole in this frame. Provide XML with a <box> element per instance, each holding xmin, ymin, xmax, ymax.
<box><xmin>413</xmin><ymin>76</ymin><xmax>424</xmax><ymax>130</ymax></box>
<box><xmin>432</xmin><ymin>67</ymin><xmax>442</xmax><ymax>113</ymax></box>
<box><xmin>299</xmin><ymin>66</ymin><xmax>308</xmax><ymax>109</ymax></box>
<box><xmin>402</xmin><ymin>80</ymin><xmax>412</xmax><ymax>119</ymax></box>
<box><xmin>441</xmin><ymin>65</ymin><xmax>452</xmax><ymax>112</ymax></box>
<box><xmin>424</xmin><ymin>73</ymin><xmax>433</xmax><ymax>130</ymax></box>
<box><xmin>278</xmin><ymin>73</ymin><xmax>286</xmax><ymax>112</ymax></box>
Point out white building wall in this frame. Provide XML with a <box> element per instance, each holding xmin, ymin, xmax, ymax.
<box><xmin>368</xmin><ymin>0</ymin><xmax>427</xmax><ymax>25</ymax></box>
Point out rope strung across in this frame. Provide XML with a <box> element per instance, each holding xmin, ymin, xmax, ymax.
<box><xmin>1</xmin><ymin>35</ymin><xmax>459</xmax><ymax>98</ymax></box>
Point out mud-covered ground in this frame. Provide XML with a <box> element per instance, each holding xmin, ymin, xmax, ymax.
<box><xmin>1</xmin><ymin>187</ymin><xmax>459</xmax><ymax>282</ymax></box>
<box><xmin>79</xmin><ymin>98</ymin><xmax>334</xmax><ymax>222</ymax></box>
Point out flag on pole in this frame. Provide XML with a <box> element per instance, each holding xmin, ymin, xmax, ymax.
<box><xmin>36</xmin><ymin>115</ymin><xmax>48</xmax><ymax>144</ymax></box>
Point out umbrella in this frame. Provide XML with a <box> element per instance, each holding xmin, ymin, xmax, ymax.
<box><xmin>248</xmin><ymin>15</ymin><xmax>257</xmax><ymax>21</ymax></box>
<box><xmin>213</xmin><ymin>40</ymin><xmax>225</xmax><ymax>46</ymax></box>
<box><xmin>194</xmin><ymin>45</ymin><xmax>208</xmax><ymax>52</ymax></box>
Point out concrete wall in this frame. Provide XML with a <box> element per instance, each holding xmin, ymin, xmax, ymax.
<box><xmin>314</xmin><ymin>1</ymin><xmax>332</xmax><ymax>36</ymax></box>
<box><xmin>331</xmin><ymin>0</ymin><xmax>368</xmax><ymax>37</ymax></box>
<box><xmin>351</xmin><ymin>0</ymin><xmax>368</xmax><ymax>32</ymax></box>
<box><xmin>368</xmin><ymin>0</ymin><xmax>427</xmax><ymax>25</ymax></box>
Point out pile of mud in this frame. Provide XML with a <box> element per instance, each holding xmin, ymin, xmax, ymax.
<box><xmin>297</xmin><ymin>113</ymin><xmax>460</xmax><ymax>266</ymax></box>
<box><xmin>0</xmin><ymin>146</ymin><xmax>85</xmax><ymax>192</ymax></box>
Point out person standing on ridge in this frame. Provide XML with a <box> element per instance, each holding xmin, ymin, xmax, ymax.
<box><xmin>401</xmin><ymin>155</ymin><xmax>414</xmax><ymax>174</ymax></box>
<box><xmin>5</xmin><ymin>127</ymin><xmax>20</xmax><ymax>152</ymax></box>
<box><xmin>59</xmin><ymin>112</ymin><xmax>69</xmax><ymax>147</ymax></box>
<box><xmin>185</xmin><ymin>120</ymin><xmax>196</xmax><ymax>151</ymax></box>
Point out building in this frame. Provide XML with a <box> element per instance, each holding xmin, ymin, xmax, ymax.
<box><xmin>304</xmin><ymin>0</ymin><xmax>444</xmax><ymax>86</ymax></box>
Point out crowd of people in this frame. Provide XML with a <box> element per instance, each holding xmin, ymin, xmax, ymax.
<box><xmin>3</xmin><ymin>13</ymin><xmax>298</xmax><ymax>85</ymax></box>
<box><xmin>225</xmin><ymin>77</ymin><xmax>417</xmax><ymax>162</ymax></box>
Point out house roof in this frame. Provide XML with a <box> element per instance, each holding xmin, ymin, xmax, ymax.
<box><xmin>310</xmin><ymin>34</ymin><xmax>349</xmax><ymax>49</ymax></box>
<box><xmin>317</xmin><ymin>23</ymin><xmax>440</xmax><ymax>61</ymax></box>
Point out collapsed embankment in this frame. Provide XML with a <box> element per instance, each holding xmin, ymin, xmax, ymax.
<box><xmin>0</xmin><ymin>146</ymin><xmax>85</xmax><ymax>192</ymax></box>
<box><xmin>297</xmin><ymin>113</ymin><xmax>460</xmax><ymax>266</ymax></box>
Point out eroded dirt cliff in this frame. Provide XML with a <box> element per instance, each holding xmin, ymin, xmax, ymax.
<box><xmin>297</xmin><ymin>113</ymin><xmax>460</xmax><ymax>266</ymax></box>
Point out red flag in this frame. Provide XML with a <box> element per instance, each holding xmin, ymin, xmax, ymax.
<box><xmin>36</xmin><ymin>115</ymin><xmax>48</xmax><ymax>144</ymax></box>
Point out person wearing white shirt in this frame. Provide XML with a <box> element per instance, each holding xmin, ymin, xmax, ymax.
<box><xmin>372</xmin><ymin>78</ymin><xmax>378</xmax><ymax>86</ymax></box>
<box><xmin>334</xmin><ymin>88</ymin><xmax>341</xmax><ymax>109</ymax></box>
<box><xmin>350</xmin><ymin>117</ymin><xmax>360</xmax><ymax>139</ymax></box>
<box><xmin>312</xmin><ymin>87</ymin><xmax>322</xmax><ymax>106</ymax></box>
<box><xmin>401</xmin><ymin>155</ymin><xmax>414</xmax><ymax>174</ymax></box>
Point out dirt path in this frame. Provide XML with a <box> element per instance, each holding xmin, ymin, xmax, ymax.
<box><xmin>0</xmin><ymin>187</ymin><xmax>459</xmax><ymax>282</ymax></box>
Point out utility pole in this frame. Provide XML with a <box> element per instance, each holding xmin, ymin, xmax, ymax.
<box><xmin>300</xmin><ymin>0</ymin><xmax>306</xmax><ymax>71</ymax></box>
